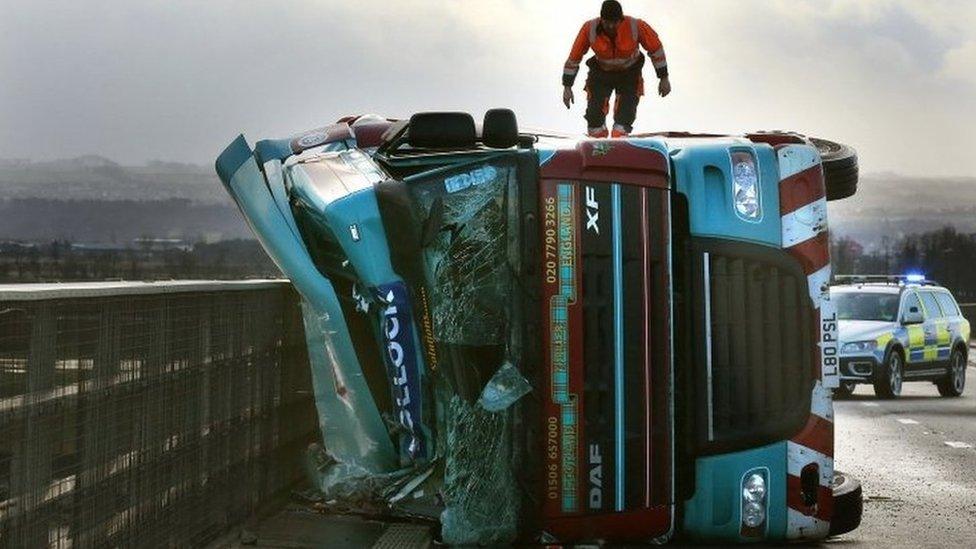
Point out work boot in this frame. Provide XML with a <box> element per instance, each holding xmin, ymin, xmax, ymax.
<box><xmin>611</xmin><ymin>124</ymin><xmax>630</xmax><ymax>138</ymax></box>
<box><xmin>588</xmin><ymin>126</ymin><xmax>609</xmax><ymax>138</ymax></box>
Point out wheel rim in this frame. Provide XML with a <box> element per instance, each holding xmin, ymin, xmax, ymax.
<box><xmin>953</xmin><ymin>353</ymin><xmax>966</xmax><ymax>393</ymax></box>
<box><xmin>890</xmin><ymin>354</ymin><xmax>902</xmax><ymax>395</ymax></box>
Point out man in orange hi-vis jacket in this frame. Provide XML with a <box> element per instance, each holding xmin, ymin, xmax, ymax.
<box><xmin>562</xmin><ymin>0</ymin><xmax>671</xmax><ymax>137</ymax></box>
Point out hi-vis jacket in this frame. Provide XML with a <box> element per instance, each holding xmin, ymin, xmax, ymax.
<box><xmin>563</xmin><ymin>16</ymin><xmax>668</xmax><ymax>87</ymax></box>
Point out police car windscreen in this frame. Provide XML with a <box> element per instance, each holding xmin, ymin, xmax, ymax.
<box><xmin>834</xmin><ymin>292</ymin><xmax>900</xmax><ymax>322</ymax></box>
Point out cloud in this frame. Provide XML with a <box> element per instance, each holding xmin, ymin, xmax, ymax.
<box><xmin>941</xmin><ymin>40</ymin><xmax>976</xmax><ymax>86</ymax></box>
<box><xmin>0</xmin><ymin>0</ymin><xmax>973</xmax><ymax>177</ymax></box>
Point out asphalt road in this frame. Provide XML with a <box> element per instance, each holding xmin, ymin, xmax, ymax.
<box><xmin>828</xmin><ymin>361</ymin><xmax>976</xmax><ymax>548</ymax></box>
<box><xmin>216</xmin><ymin>364</ymin><xmax>976</xmax><ymax>549</ymax></box>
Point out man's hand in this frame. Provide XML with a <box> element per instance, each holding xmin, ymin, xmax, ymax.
<box><xmin>658</xmin><ymin>77</ymin><xmax>671</xmax><ymax>97</ymax></box>
<box><xmin>563</xmin><ymin>86</ymin><xmax>574</xmax><ymax>109</ymax></box>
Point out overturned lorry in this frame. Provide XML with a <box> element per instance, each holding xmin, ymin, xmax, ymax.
<box><xmin>215</xmin><ymin>110</ymin><xmax>862</xmax><ymax>544</ymax></box>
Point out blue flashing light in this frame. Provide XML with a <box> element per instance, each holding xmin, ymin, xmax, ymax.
<box><xmin>904</xmin><ymin>273</ymin><xmax>926</xmax><ymax>283</ymax></box>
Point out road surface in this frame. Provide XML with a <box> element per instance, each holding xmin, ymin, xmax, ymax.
<box><xmin>215</xmin><ymin>363</ymin><xmax>976</xmax><ymax>548</ymax></box>
<box><xmin>829</xmin><ymin>361</ymin><xmax>976</xmax><ymax>548</ymax></box>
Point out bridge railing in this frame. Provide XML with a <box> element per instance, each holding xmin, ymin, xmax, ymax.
<box><xmin>0</xmin><ymin>281</ymin><xmax>316</xmax><ymax>548</ymax></box>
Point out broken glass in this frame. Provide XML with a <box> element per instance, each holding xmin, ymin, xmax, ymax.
<box><xmin>409</xmin><ymin>160</ymin><xmax>515</xmax><ymax>347</ymax></box>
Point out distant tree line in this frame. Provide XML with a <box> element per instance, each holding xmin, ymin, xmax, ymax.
<box><xmin>0</xmin><ymin>239</ymin><xmax>279</xmax><ymax>283</ymax></box>
<box><xmin>0</xmin><ymin>198</ymin><xmax>250</xmax><ymax>243</ymax></box>
<box><xmin>6</xmin><ymin>225</ymin><xmax>976</xmax><ymax>305</ymax></box>
<box><xmin>832</xmin><ymin>226</ymin><xmax>976</xmax><ymax>302</ymax></box>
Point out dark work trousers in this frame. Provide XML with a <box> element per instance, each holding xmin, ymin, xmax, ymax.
<box><xmin>584</xmin><ymin>55</ymin><xmax>645</xmax><ymax>132</ymax></box>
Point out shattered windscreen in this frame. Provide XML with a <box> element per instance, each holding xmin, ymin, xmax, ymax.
<box><xmin>404</xmin><ymin>157</ymin><xmax>524</xmax><ymax>401</ymax></box>
<box><xmin>411</xmin><ymin>162</ymin><xmax>514</xmax><ymax>346</ymax></box>
<box><xmin>404</xmin><ymin>155</ymin><xmax>527</xmax><ymax>543</ymax></box>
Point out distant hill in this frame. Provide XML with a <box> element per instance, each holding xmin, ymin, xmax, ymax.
<box><xmin>0</xmin><ymin>156</ymin><xmax>228</xmax><ymax>204</ymax></box>
<box><xmin>0</xmin><ymin>156</ymin><xmax>279</xmax><ymax>282</ymax></box>
<box><xmin>827</xmin><ymin>173</ymin><xmax>976</xmax><ymax>249</ymax></box>
<box><xmin>2</xmin><ymin>157</ymin><xmax>971</xmax><ymax>249</ymax></box>
<box><xmin>0</xmin><ymin>156</ymin><xmax>249</xmax><ymax>243</ymax></box>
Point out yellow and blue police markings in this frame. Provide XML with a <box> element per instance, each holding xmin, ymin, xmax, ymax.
<box><xmin>906</xmin><ymin>321</ymin><xmax>929</xmax><ymax>363</ymax></box>
<box><xmin>935</xmin><ymin>320</ymin><xmax>952</xmax><ymax>361</ymax></box>
<box><xmin>875</xmin><ymin>331</ymin><xmax>894</xmax><ymax>350</ymax></box>
<box><xmin>907</xmin><ymin>294</ymin><xmax>957</xmax><ymax>363</ymax></box>
<box><xmin>870</xmin><ymin>320</ymin><xmax>956</xmax><ymax>364</ymax></box>
<box><xmin>858</xmin><ymin>292</ymin><xmax>969</xmax><ymax>366</ymax></box>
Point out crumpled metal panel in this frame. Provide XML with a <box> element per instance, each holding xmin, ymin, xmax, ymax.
<box><xmin>221</xmin><ymin>137</ymin><xmax>535</xmax><ymax>543</ymax></box>
<box><xmin>300</xmin><ymin>304</ymin><xmax>400</xmax><ymax>475</ymax></box>
<box><xmin>215</xmin><ymin>137</ymin><xmax>397</xmax><ymax>476</ymax></box>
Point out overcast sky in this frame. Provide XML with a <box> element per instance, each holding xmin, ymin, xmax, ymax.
<box><xmin>1</xmin><ymin>0</ymin><xmax>974</xmax><ymax>176</ymax></box>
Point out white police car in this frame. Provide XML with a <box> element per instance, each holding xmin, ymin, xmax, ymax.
<box><xmin>831</xmin><ymin>275</ymin><xmax>970</xmax><ymax>398</ymax></box>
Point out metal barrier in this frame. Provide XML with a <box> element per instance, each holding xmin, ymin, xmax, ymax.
<box><xmin>0</xmin><ymin>281</ymin><xmax>316</xmax><ymax>548</ymax></box>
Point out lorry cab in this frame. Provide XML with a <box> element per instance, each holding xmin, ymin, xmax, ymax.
<box><xmin>215</xmin><ymin>110</ymin><xmax>859</xmax><ymax>544</ymax></box>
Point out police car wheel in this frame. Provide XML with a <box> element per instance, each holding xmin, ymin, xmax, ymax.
<box><xmin>810</xmin><ymin>138</ymin><xmax>858</xmax><ymax>201</ymax></box>
<box><xmin>937</xmin><ymin>348</ymin><xmax>966</xmax><ymax>397</ymax></box>
<box><xmin>873</xmin><ymin>349</ymin><xmax>903</xmax><ymax>399</ymax></box>
<box><xmin>829</xmin><ymin>471</ymin><xmax>863</xmax><ymax>537</ymax></box>
<box><xmin>833</xmin><ymin>381</ymin><xmax>856</xmax><ymax>398</ymax></box>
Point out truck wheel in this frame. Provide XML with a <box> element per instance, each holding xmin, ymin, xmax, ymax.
<box><xmin>829</xmin><ymin>471</ymin><xmax>863</xmax><ymax>536</ymax></box>
<box><xmin>810</xmin><ymin>138</ymin><xmax>858</xmax><ymax>201</ymax></box>
<box><xmin>833</xmin><ymin>381</ymin><xmax>856</xmax><ymax>398</ymax></box>
<box><xmin>873</xmin><ymin>349</ymin><xmax>902</xmax><ymax>399</ymax></box>
<box><xmin>937</xmin><ymin>348</ymin><xmax>966</xmax><ymax>397</ymax></box>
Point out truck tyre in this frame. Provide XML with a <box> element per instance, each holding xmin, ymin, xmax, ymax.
<box><xmin>833</xmin><ymin>380</ymin><xmax>856</xmax><ymax>398</ymax></box>
<box><xmin>873</xmin><ymin>348</ymin><xmax>903</xmax><ymax>399</ymax></box>
<box><xmin>937</xmin><ymin>347</ymin><xmax>966</xmax><ymax>397</ymax></box>
<box><xmin>810</xmin><ymin>138</ymin><xmax>858</xmax><ymax>201</ymax></box>
<box><xmin>829</xmin><ymin>471</ymin><xmax>862</xmax><ymax>536</ymax></box>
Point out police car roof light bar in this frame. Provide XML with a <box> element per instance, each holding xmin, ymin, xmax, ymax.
<box><xmin>833</xmin><ymin>274</ymin><xmax>939</xmax><ymax>287</ymax></box>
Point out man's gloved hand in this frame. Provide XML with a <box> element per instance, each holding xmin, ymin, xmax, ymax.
<box><xmin>563</xmin><ymin>86</ymin><xmax>575</xmax><ymax>109</ymax></box>
<box><xmin>658</xmin><ymin>77</ymin><xmax>671</xmax><ymax>97</ymax></box>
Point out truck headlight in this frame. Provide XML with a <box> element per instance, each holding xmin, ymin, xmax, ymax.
<box><xmin>740</xmin><ymin>469</ymin><xmax>768</xmax><ymax>535</ymax></box>
<box><xmin>841</xmin><ymin>341</ymin><xmax>877</xmax><ymax>353</ymax></box>
<box><xmin>731</xmin><ymin>150</ymin><xmax>761</xmax><ymax>221</ymax></box>
<box><xmin>743</xmin><ymin>472</ymin><xmax>766</xmax><ymax>503</ymax></box>
<box><xmin>742</xmin><ymin>501</ymin><xmax>765</xmax><ymax>528</ymax></box>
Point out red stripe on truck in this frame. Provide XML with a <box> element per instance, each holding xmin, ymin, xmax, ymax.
<box><xmin>786</xmin><ymin>232</ymin><xmax>830</xmax><ymax>275</ymax></box>
<box><xmin>791</xmin><ymin>415</ymin><xmax>834</xmax><ymax>457</ymax></box>
<box><xmin>779</xmin><ymin>165</ymin><xmax>826</xmax><ymax>216</ymax></box>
